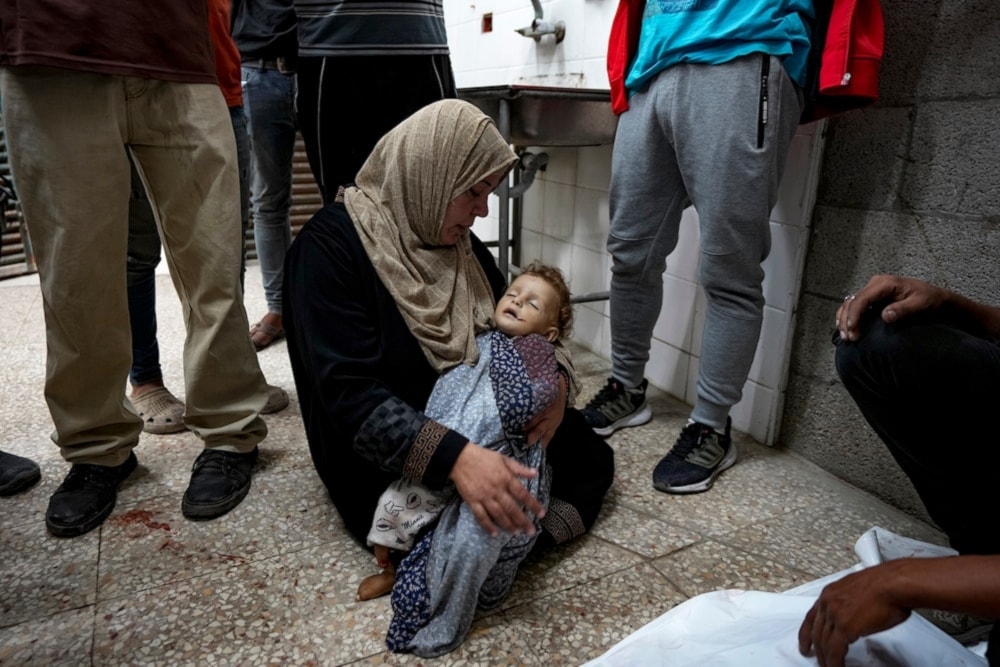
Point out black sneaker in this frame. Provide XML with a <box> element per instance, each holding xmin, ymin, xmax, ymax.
<box><xmin>652</xmin><ymin>418</ymin><xmax>736</xmax><ymax>494</ymax></box>
<box><xmin>581</xmin><ymin>378</ymin><xmax>653</xmax><ymax>436</ymax></box>
<box><xmin>46</xmin><ymin>451</ymin><xmax>138</xmax><ymax>538</ymax></box>
<box><xmin>0</xmin><ymin>450</ymin><xmax>41</xmax><ymax>496</ymax></box>
<box><xmin>182</xmin><ymin>447</ymin><xmax>258</xmax><ymax>520</ymax></box>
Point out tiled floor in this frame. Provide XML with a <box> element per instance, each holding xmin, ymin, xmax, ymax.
<box><xmin>0</xmin><ymin>264</ymin><xmax>945</xmax><ymax>665</ymax></box>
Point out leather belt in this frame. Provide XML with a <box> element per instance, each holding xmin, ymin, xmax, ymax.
<box><xmin>241</xmin><ymin>58</ymin><xmax>282</xmax><ymax>71</ymax></box>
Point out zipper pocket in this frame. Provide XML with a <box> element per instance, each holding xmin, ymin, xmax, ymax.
<box><xmin>757</xmin><ymin>53</ymin><xmax>770</xmax><ymax>148</ymax></box>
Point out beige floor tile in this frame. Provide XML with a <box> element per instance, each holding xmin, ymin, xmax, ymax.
<box><xmin>0</xmin><ymin>607</ymin><xmax>93</xmax><ymax>665</ymax></box>
<box><xmin>96</xmin><ymin>471</ymin><xmax>344</xmax><ymax>601</ymax></box>
<box><xmin>0</xmin><ymin>520</ymin><xmax>100</xmax><ymax>628</ymax></box>
<box><xmin>651</xmin><ymin>538</ymin><xmax>816</xmax><ymax>598</ymax></box>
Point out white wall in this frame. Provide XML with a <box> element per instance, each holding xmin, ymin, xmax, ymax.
<box><xmin>445</xmin><ymin>0</ymin><xmax>825</xmax><ymax>445</ymax></box>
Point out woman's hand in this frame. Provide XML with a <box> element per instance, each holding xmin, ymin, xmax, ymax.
<box><xmin>449</xmin><ymin>443</ymin><xmax>546</xmax><ymax>537</ymax></box>
<box><xmin>836</xmin><ymin>274</ymin><xmax>947</xmax><ymax>342</ymax></box>
<box><xmin>526</xmin><ymin>373</ymin><xmax>568</xmax><ymax>449</ymax></box>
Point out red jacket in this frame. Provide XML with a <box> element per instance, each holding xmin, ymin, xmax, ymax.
<box><xmin>606</xmin><ymin>0</ymin><xmax>884</xmax><ymax>123</ymax></box>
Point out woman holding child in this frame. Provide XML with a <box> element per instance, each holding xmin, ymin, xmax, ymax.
<box><xmin>283</xmin><ymin>99</ymin><xmax>615</xmax><ymax>655</ymax></box>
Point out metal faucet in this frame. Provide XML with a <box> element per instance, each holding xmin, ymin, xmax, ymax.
<box><xmin>515</xmin><ymin>0</ymin><xmax>565</xmax><ymax>43</ymax></box>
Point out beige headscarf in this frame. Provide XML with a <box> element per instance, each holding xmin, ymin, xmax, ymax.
<box><xmin>345</xmin><ymin>99</ymin><xmax>519</xmax><ymax>372</ymax></box>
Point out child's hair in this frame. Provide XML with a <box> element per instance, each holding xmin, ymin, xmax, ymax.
<box><xmin>519</xmin><ymin>261</ymin><xmax>573</xmax><ymax>339</ymax></box>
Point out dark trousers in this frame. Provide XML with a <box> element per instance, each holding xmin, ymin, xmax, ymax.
<box><xmin>836</xmin><ymin>316</ymin><xmax>1000</xmax><ymax>664</ymax></box>
<box><xmin>835</xmin><ymin>315</ymin><xmax>1000</xmax><ymax>554</ymax></box>
<box><xmin>296</xmin><ymin>54</ymin><xmax>457</xmax><ymax>203</ymax></box>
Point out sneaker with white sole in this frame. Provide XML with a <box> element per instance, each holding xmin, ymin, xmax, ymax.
<box><xmin>581</xmin><ymin>378</ymin><xmax>652</xmax><ymax>436</ymax></box>
<box><xmin>652</xmin><ymin>417</ymin><xmax>736</xmax><ymax>494</ymax></box>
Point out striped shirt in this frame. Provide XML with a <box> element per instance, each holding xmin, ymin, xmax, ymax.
<box><xmin>295</xmin><ymin>0</ymin><xmax>449</xmax><ymax>57</ymax></box>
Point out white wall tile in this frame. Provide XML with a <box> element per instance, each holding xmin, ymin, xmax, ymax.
<box><xmin>729</xmin><ymin>380</ymin><xmax>774</xmax><ymax>443</ymax></box>
<box><xmin>541</xmin><ymin>181</ymin><xmax>576</xmax><ymax>240</ymax></box>
<box><xmin>571</xmin><ymin>187</ymin><xmax>610</xmax><ymax>253</ymax></box>
<box><xmin>540</xmin><ymin>235</ymin><xmax>573</xmax><ymax>273</ymax></box>
<box><xmin>571</xmin><ymin>300</ymin><xmax>606</xmax><ymax>360</ymax></box>
<box><xmin>652</xmin><ymin>275</ymin><xmax>698</xmax><ymax>351</ymax></box>
<box><xmin>664</xmin><ymin>208</ymin><xmax>701</xmax><ymax>283</ymax></box>
<box><xmin>519</xmin><ymin>228</ymin><xmax>545</xmax><ymax>268</ymax></box>
<box><xmin>576</xmin><ymin>144</ymin><xmax>613</xmax><ymax>189</ymax></box>
<box><xmin>647</xmin><ymin>338</ymin><xmax>690</xmax><ymax>400</ymax></box>
<box><xmin>746</xmin><ymin>305</ymin><xmax>787</xmax><ymax>390</ymax></box>
<box><xmin>539</xmin><ymin>147</ymin><xmax>577</xmax><ymax>185</ymax></box>
<box><xmin>519</xmin><ymin>180</ymin><xmax>546</xmax><ymax>234</ymax></box>
<box><xmin>761</xmin><ymin>222</ymin><xmax>805</xmax><ymax>314</ymax></box>
<box><xmin>580</xmin><ymin>56</ymin><xmax>612</xmax><ymax>90</ymax></box>
<box><xmin>568</xmin><ymin>244</ymin><xmax>610</xmax><ymax>299</ymax></box>
<box><xmin>581</xmin><ymin>0</ymin><xmax>619</xmax><ymax>60</ymax></box>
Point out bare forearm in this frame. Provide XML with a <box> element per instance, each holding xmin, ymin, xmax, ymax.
<box><xmin>883</xmin><ymin>555</ymin><xmax>1000</xmax><ymax>618</ymax></box>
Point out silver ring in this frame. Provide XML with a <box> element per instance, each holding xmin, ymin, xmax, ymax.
<box><xmin>844</xmin><ymin>294</ymin><xmax>856</xmax><ymax>302</ymax></box>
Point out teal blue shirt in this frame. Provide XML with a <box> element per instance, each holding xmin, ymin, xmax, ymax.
<box><xmin>626</xmin><ymin>0</ymin><xmax>814</xmax><ymax>93</ymax></box>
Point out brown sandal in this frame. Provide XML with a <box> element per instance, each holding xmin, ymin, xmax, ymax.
<box><xmin>249</xmin><ymin>319</ymin><xmax>284</xmax><ymax>351</ymax></box>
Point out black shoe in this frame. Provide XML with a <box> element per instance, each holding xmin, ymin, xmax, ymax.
<box><xmin>182</xmin><ymin>448</ymin><xmax>258</xmax><ymax>520</ymax></box>
<box><xmin>652</xmin><ymin>418</ymin><xmax>736</xmax><ymax>494</ymax></box>
<box><xmin>45</xmin><ymin>452</ymin><xmax>138</xmax><ymax>538</ymax></box>
<box><xmin>0</xmin><ymin>450</ymin><xmax>42</xmax><ymax>496</ymax></box>
<box><xmin>581</xmin><ymin>378</ymin><xmax>652</xmax><ymax>436</ymax></box>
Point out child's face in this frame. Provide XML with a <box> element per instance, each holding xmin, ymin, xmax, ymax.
<box><xmin>494</xmin><ymin>273</ymin><xmax>561</xmax><ymax>341</ymax></box>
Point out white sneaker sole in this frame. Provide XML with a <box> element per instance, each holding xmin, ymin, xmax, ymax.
<box><xmin>593</xmin><ymin>403</ymin><xmax>653</xmax><ymax>437</ymax></box>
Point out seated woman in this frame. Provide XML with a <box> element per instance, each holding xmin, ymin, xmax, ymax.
<box><xmin>283</xmin><ymin>100</ymin><xmax>615</xmax><ymax>653</ymax></box>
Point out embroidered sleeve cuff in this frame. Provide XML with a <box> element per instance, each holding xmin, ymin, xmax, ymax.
<box><xmin>402</xmin><ymin>420</ymin><xmax>467</xmax><ymax>490</ymax></box>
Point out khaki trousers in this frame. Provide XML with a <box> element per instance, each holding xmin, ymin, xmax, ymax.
<box><xmin>1</xmin><ymin>66</ymin><xmax>267</xmax><ymax>465</ymax></box>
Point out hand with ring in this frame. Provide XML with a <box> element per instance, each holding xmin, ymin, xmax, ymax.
<box><xmin>836</xmin><ymin>275</ymin><xmax>948</xmax><ymax>343</ymax></box>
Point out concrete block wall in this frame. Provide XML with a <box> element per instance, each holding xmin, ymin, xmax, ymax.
<box><xmin>781</xmin><ymin>0</ymin><xmax>1000</xmax><ymax>521</ymax></box>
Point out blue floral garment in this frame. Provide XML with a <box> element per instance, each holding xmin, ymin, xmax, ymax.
<box><xmin>386</xmin><ymin>331</ymin><xmax>560</xmax><ymax>657</ymax></box>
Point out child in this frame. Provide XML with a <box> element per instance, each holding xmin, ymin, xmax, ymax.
<box><xmin>357</xmin><ymin>262</ymin><xmax>574</xmax><ymax>602</ymax></box>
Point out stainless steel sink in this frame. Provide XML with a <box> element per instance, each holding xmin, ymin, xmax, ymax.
<box><xmin>458</xmin><ymin>85</ymin><xmax>618</xmax><ymax>147</ymax></box>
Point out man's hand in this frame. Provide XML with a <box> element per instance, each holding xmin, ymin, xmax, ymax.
<box><xmin>449</xmin><ymin>443</ymin><xmax>545</xmax><ymax>537</ymax></box>
<box><xmin>798</xmin><ymin>563</ymin><xmax>912</xmax><ymax>667</ymax></box>
<box><xmin>837</xmin><ymin>274</ymin><xmax>947</xmax><ymax>342</ymax></box>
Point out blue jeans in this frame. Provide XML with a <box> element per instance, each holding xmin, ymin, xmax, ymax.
<box><xmin>242</xmin><ymin>66</ymin><xmax>296</xmax><ymax>314</ymax></box>
<box><xmin>127</xmin><ymin>105</ymin><xmax>252</xmax><ymax>386</ymax></box>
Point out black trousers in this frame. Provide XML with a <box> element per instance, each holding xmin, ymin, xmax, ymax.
<box><xmin>836</xmin><ymin>315</ymin><xmax>1000</xmax><ymax>663</ymax></box>
<box><xmin>296</xmin><ymin>53</ymin><xmax>457</xmax><ymax>203</ymax></box>
<box><xmin>835</xmin><ymin>315</ymin><xmax>1000</xmax><ymax>555</ymax></box>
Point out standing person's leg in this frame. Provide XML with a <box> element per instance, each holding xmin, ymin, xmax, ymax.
<box><xmin>231</xmin><ymin>99</ymin><xmax>290</xmax><ymax>414</ymax></box>
<box><xmin>651</xmin><ymin>54</ymin><xmax>801</xmax><ymax>494</ymax></box>
<box><xmin>242</xmin><ymin>66</ymin><xmax>296</xmax><ymax>350</ymax></box>
<box><xmin>230</xmin><ymin>104</ymin><xmax>252</xmax><ymax>291</ymax></box>
<box><xmin>126</xmin><ymin>155</ymin><xmax>186</xmax><ymax>434</ymax></box>
<box><xmin>1</xmin><ymin>66</ymin><xmax>141</xmax><ymax>536</ymax></box>
<box><xmin>299</xmin><ymin>54</ymin><xmax>456</xmax><ymax>202</ymax></box>
<box><xmin>128</xmin><ymin>79</ymin><xmax>268</xmax><ymax>520</ymax></box>
<box><xmin>580</xmin><ymin>66</ymin><xmax>689</xmax><ymax>436</ymax></box>
<box><xmin>836</xmin><ymin>317</ymin><xmax>1000</xmax><ymax>555</ymax></box>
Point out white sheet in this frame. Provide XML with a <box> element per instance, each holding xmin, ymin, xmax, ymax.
<box><xmin>584</xmin><ymin>527</ymin><xmax>988</xmax><ymax>667</ymax></box>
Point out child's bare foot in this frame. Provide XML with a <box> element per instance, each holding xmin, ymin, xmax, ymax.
<box><xmin>374</xmin><ymin>544</ymin><xmax>392</xmax><ymax>569</ymax></box>
<box><xmin>357</xmin><ymin>570</ymin><xmax>396</xmax><ymax>601</ymax></box>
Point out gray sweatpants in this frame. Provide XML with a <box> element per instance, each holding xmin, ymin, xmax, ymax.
<box><xmin>608</xmin><ymin>53</ymin><xmax>802</xmax><ymax>431</ymax></box>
